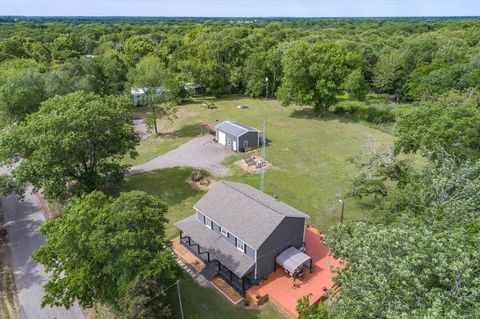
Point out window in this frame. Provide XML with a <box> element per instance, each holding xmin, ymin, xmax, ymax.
<box><xmin>226</xmin><ymin>138</ymin><xmax>231</xmax><ymax>147</ymax></box>
<box><xmin>205</xmin><ymin>217</ymin><xmax>212</xmax><ymax>229</ymax></box>
<box><xmin>236</xmin><ymin>239</ymin><xmax>245</xmax><ymax>252</ymax></box>
<box><xmin>220</xmin><ymin>227</ymin><xmax>228</xmax><ymax>237</ymax></box>
<box><xmin>243</xmin><ymin>140</ymin><xmax>248</xmax><ymax>148</ymax></box>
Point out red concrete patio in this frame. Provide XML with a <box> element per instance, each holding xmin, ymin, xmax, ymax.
<box><xmin>246</xmin><ymin>227</ymin><xmax>341</xmax><ymax>318</ymax></box>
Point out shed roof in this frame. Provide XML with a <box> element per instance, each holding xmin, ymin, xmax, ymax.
<box><xmin>194</xmin><ymin>181</ymin><xmax>309</xmax><ymax>249</ymax></box>
<box><xmin>215</xmin><ymin>121</ymin><xmax>259</xmax><ymax>137</ymax></box>
<box><xmin>276</xmin><ymin>247</ymin><xmax>312</xmax><ymax>274</ymax></box>
<box><xmin>176</xmin><ymin>215</ymin><xmax>255</xmax><ymax>278</ymax></box>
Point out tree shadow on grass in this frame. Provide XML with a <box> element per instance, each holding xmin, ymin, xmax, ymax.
<box><xmin>289</xmin><ymin>107</ymin><xmax>354</xmax><ymax>124</ymax></box>
<box><xmin>119</xmin><ymin>167</ymin><xmax>203</xmax><ymax>206</ymax></box>
<box><xmin>160</xmin><ymin>123</ymin><xmax>205</xmax><ymax>139</ymax></box>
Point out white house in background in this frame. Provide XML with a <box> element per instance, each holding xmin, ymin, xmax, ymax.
<box><xmin>131</xmin><ymin>87</ymin><xmax>165</xmax><ymax>106</ymax></box>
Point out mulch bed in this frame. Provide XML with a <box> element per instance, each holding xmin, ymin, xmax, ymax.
<box><xmin>211</xmin><ymin>276</ymin><xmax>243</xmax><ymax>304</ymax></box>
<box><xmin>172</xmin><ymin>237</ymin><xmax>206</xmax><ymax>273</ymax></box>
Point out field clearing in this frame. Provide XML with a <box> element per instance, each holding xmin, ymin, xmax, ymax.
<box><xmin>125</xmin><ymin>96</ymin><xmax>394</xmax><ymax>233</ymax></box>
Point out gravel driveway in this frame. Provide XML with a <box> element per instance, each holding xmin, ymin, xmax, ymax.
<box><xmin>129</xmin><ymin>135</ymin><xmax>234</xmax><ymax>176</ymax></box>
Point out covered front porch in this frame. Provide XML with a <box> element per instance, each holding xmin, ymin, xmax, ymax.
<box><xmin>175</xmin><ymin>215</ymin><xmax>256</xmax><ymax>299</ymax></box>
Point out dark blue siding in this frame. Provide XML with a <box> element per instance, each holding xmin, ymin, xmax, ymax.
<box><xmin>195</xmin><ymin>210</ymin><xmax>256</xmax><ymax>261</ymax></box>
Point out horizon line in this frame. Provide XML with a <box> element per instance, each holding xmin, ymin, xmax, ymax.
<box><xmin>2</xmin><ymin>15</ymin><xmax>480</xmax><ymax>19</ymax></box>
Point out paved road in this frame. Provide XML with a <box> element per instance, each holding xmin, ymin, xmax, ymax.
<box><xmin>1</xmin><ymin>185</ymin><xmax>85</xmax><ymax>319</ymax></box>
<box><xmin>130</xmin><ymin>135</ymin><xmax>233</xmax><ymax>176</ymax></box>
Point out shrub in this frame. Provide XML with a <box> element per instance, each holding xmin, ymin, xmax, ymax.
<box><xmin>191</xmin><ymin>170</ymin><xmax>206</xmax><ymax>182</ymax></box>
<box><xmin>358</xmin><ymin>106</ymin><xmax>396</xmax><ymax>124</ymax></box>
<box><xmin>330</xmin><ymin>100</ymin><xmax>363</xmax><ymax>115</ymax></box>
<box><xmin>331</xmin><ymin>101</ymin><xmax>395</xmax><ymax>124</ymax></box>
<box><xmin>243</xmin><ymin>297</ymin><xmax>251</xmax><ymax>307</ymax></box>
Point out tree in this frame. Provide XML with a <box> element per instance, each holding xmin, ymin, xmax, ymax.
<box><xmin>373</xmin><ymin>50</ymin><xmax>403</xmax><ymax>94</ymax></box>
<box><xmin>278</xmin><ymin>41</ymin><xmax>349</xmax><ymax>113</ymax></box>
<box><xmin>123</xmin><ymin>35</ymin><xmax>154</xmax><ymax>66</ymax></box>
<box><xmin>296</xmin><ymin>294</ymin><xmax>329</xmax><ymax>319</ymax></box>
<box><xmin>0</xmin><ymin>68</ymin><xmax>45</xmax><ymax>122</ymax></box>
<box><xmin>395</xmin><ymin>91</ymin><xmax>480</xmax><ymax>160</ymax></box>
<box><xmin>0</xmin><ymin>92</ymin><xmax>138</xmax><ymax>200</ymax></box>
<box><xmin>51</xmin><ymin>34</ymin><xmax>81</xmax><ymax>61</ymax></box>
<box><xmin>33</xmin><ymin>191</ymin><xmax>179</xmax><ymax>315</ymax></box>
<box><xmin>0</xmin><ymin>175</ymin><xmax>23</xmax><ymax>198</ymax></box>
<box><xmin>128</xmin><ymin>55</ymin><xmax>178</xmax><ymax>135</ymax></box>
<box><xmin>243</xmin><ymin>51</ymin><xmax>268</xmax><ymax>97</ymax></box>
<box><xmin>347</xmin><ymin>138</ymin><xmax>413</xmax><ymax>200</ymax></box>
<box><xmin>44</xmin><ymin>63</ymin><xmax>83</xmax><ymax>98</ymax></box>
<box><xmin>343</xmin><ymin>69</ymin><xmax>369</xmax><ymax>101</ymax></box>
<box><xmin>325</xmin><ymin>155</ymin><xmax>480</xmax><ymax>319</ymax></box>
<box><xmin>325</xmin><ymin>222</ymin><xmax>480</xmax><ymax>319</ymax></box>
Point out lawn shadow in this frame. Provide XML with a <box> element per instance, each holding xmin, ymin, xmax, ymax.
<box><xmin>120</xmin><ymin>167</ymin><xmax>203</xmax><ymax>206</ymax></box>
<box><xmin>289</xmin><ymin>107</ymin><xmax>354</xmax><ymax>124</ymax></box>
<box><xmin>160</xmin><ymin>123</ymin><xmax>205</xmax><ymax>139</ymax></box>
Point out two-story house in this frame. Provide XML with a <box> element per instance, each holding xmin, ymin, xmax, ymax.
<box><xmin>175</xmin><ymin>180</ymin><xmax>309</xmax><ymax>293</ymax></box>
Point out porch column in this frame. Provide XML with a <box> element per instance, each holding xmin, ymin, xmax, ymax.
<box><xmin>242</xmin><ymin>278</ymin><xmax>245</xmax><ymax>291</ymax></box>
<box><xmin>217</xmin><ymin>260</ymin><xmax>221</xmax><ymax>272</ymax></box>
<box><xmin>309</xmin><ymin>259</ymin><xmax>313</xmax><ymax>273</ymax></box>
<box><xmin>197</xmin><ymin>245</ymin><xmax>200</xmax><ymax>254</ymax></box>
<box><xmin>207</xmin><ymin>252</ymin><xmax>210</xmax><ymax>262</ymax></box>
<box><xmin>229</xmin><ymin>270</ymin><xmax>233</xmax><ymax>282</ymax></box>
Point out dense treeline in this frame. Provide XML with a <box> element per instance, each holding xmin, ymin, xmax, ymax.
<box><xmin>1</xmin><ymin>18</ymin><xmax>480</xmax><ymax>117</ymax></box>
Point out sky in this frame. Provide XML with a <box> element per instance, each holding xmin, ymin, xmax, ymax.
<box><xmin>1</xmin><ymin>0</ymin><xmax>479</xmax><ymax>17</ymax></box>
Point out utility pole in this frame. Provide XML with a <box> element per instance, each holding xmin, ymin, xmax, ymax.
<box><xmin>260</xmin><ymin>120</ymin><xmax>266</xmax><ymax>192</ymax></box>
<box><xmin>339</xmin><ymin>199</ymin><xmax>345</xmax><ymax>223</ymax></box>
<box><xmin>177</xmin><ymin>280</ymin><xmax>184</xmax><ymax>319</ymax></box>
<box><xmin>265</xmin><ymin>77</ymin><xmax>269</xmax><ymax>100</ymax></box>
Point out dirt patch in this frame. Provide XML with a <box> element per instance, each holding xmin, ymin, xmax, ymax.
<box><xmin>211</xmin><ymin>276</ymin><xmax>243</xmax><ymax>304</ymax></box>
<box><xmin>235</xmin><ymin>155</ymin><xmax>273</xmax><ymax>174</ymax></box>
<box><xmin>0</xmin><ymin>208</ymin><xmax>18</xmax><ymax>319</ymax></box>
<box><xmin>186</xmin><ymin>177</ymin><xmax>217</xmax><ymax>191</ymax></box>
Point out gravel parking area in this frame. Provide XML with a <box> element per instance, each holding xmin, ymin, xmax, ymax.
<box><xmin>129</xmin><ymin>135</ymin><xmax>233</xmax><ymax>176</ymax></box>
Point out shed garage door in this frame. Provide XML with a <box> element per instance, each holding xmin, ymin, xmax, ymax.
<box><xmin>218</xmin><ymin>131</ymin><xmax>226</xmax><ymax>145</ymax></box>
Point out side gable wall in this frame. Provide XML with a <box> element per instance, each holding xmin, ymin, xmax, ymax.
<box><xmin>255</xmin><ymin>217</ymin><xmax>305</xmax><ymax>280</ymax></box>
<box><xmin>238</xmin><ymin>131</ymin><xmax>260</xmax><ymax>151</ymax></box>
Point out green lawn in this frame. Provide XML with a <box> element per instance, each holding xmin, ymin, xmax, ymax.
<box><xmin>167</xmin><ymin>278</ymin><xmax>283</xmax><ymax>319</ymax></box>
<box><xmin>125</xmin><ymin>95</ymin><xmax>393</xmax><ymax>232</ymax></box>
<box><xmin>122</xmin><ymin>167</ymin><xmax>205</xmax><ymax>239</ymax></box>
<box><xmin>122</xmin><ymin>95</ymin><xmax>394</xmax><ymax>318</ymax></box>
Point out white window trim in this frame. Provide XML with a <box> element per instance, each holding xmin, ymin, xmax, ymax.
<box><xmin>226</xmin><ymin>138</ymin><xmax>232</xmax><ymax>146</ymax></box>
<box><xmin>236</xmin><ymin>239</ymin><xmax>245</xmax><ymax>252</ymax></box>
<box><xmin>243</xmin><ymin>140</ymin><xmax>248</xmax><ymax>148</ymax></box>
<box><xmin>220</xmin><ymin>227</ymin><xmax>228</xmax><ymax>237</ymax></box>
<box><xmin>196</xmin><ymin>209</ymin><xmax>256</xmax><ymax>259</ymax></box>
<box><xmin>205</xmin><ymin>217</ymin><xmax>212</xmax><ymax>229</ymax></box>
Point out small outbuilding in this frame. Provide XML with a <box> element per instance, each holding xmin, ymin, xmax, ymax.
<box><xmin>215</xmin><ymin>121</ymin><xmax>262</xmax><ymax>152</ymax></box>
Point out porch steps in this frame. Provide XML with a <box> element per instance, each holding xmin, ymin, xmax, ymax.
<box><xmin>173</xmin><ymin>250</ymin><xmax>209</xmax><ymax>287</ymax></box>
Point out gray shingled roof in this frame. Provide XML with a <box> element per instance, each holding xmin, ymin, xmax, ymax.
<box><xmin>193</xmin><ymin>181</ymin><xmax>308</xmax><ymax>249</ymax></box>
<box><xmin>176</xmin><ymin>215</ymin><xmax>255</xmax><ymax>278</ymax></box>
<box><xmin>215</xmin><ymin>121</ymin><xmax>258</xmax><ymax>137</ymax></box>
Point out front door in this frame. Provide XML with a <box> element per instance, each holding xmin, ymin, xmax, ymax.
<box><xmin>232</xmin><ymin>140</ymin><xmax>237</xmax><ymax>151</ymax></box>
